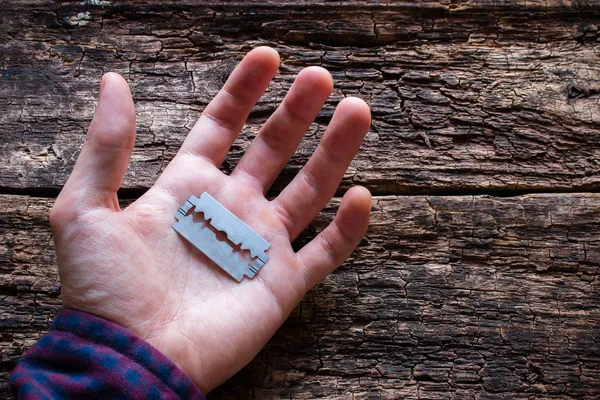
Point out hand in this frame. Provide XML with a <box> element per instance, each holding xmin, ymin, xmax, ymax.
<box><xmin>49</xmin><ymin>47</ymin><xmax>371</xmax><ymax>393</ymax></box>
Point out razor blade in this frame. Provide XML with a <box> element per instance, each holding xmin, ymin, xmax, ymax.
<box><xmin>173</xmin><ymin>192</ymin><xmax>270</xmax><ymax>281</ymax></box>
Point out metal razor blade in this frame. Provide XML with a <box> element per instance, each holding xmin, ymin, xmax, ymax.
<box><xmin>173</xmin><ymin>192</ymin><xmax>270</xmax><ymax>281</ymax></box>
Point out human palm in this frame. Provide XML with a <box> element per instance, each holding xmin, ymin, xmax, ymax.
<box><xmin>50</xmin><ymin>47</ymin><xmax>371</xmax><ymax>394</ymax></box>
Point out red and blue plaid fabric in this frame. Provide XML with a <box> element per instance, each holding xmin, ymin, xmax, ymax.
<box><xmin>10</xmin><ymin>309</ymin><xmax>205</xmax><ymax>399</ymax></box>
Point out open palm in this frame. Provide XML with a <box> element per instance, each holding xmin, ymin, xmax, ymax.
<box><xmin>49</xmin><ymin>47</ymin><xmax>371</xmax><ymax>394</ymax></box>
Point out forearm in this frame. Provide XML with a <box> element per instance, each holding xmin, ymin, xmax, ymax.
<box><xmin>10</xmin><ymin>309</ymin><xmax>205</xmax><ymax>400</ymax></box>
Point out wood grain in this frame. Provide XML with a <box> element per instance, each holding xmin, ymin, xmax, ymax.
<box><xmin>1</xmin><ymin>193</ymin><xmax>599</xmax><ymax>398</ymax></box>
<box><xmin>1</xmin><ymin>1</ymin><xmax>600</xmax><ymax>194</ymax></box>
<box><xmin>2</xmin><ymin>1</ymin><xmax>600</xmax><ymax>398</ymax></box>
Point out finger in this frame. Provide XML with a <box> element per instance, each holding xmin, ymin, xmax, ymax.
<box><xmin>55</xmin><ymin>72</ymin><xmax>136</xmax><ymax>216</ymax></box>
<box><xmin>272</xmin><ymin>97</ymin><xmax>371</xmax><ymax>239</ymax></box>
<box><xmin>179</xmin><ymin>46</ymin><xmax>280</xmax><ymax>166</ymax></box>
<box><xmin>231</xmin><ymin>66</ymin><xmax>333</xmax><ymax>193</ymax></box>
<box><xmin>296</xmin><ymin>186</ymin><xmax>371</xmax><ymax>289</ymax></box>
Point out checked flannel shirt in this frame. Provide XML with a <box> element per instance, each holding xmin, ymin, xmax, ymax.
<box><xmin>9</xmin><ymin>309</ymin><xmax>205</xmax><ymax>399</ymax></box>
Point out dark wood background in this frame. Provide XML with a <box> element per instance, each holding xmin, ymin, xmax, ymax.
<box><xmin>2</xmin><ymin>0</ymin><xmax>600</xmax><ymax>398</ymax></box>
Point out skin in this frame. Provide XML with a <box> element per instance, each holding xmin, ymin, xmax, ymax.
<box><xmin>50</xmin><ymin>46</ymin><xmax>372</xmax><ymax>394</ymax></box>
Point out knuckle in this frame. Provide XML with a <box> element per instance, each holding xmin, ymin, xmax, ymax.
<box><xmin>319</xmin><ymin>231</ymin><xmax>339</xmax><ymax>267</ymax></box>
<box><xmin>272</xmin><ymin>199</ymin><xmax>295</xmax><ymax>234</ymax></box>
<box><xmin>49</xmin><ymin>191</ymin><xmax>80</xmax><ymax>232</ymax></box>
<box><xmin>49</xmin><ymin>198</ymin><xmax>68</xmax><ymax>230</ymax></box>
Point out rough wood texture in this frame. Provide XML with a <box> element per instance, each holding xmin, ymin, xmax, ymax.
<box><xmin>2</xmin><ymin>1</ymin><xmax>600</xmax><ymax>399</ymax></box>
<box><xmin>1</xmin><ymin>193</ymin><xmax>600</xmax><ymax>398</ymax></box>
<box><xmin>2</xmin><ymin>1</ymin><xmax>600</xmax><ymax>194</ymax></box>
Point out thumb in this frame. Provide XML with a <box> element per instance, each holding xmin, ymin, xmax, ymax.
<box><xmin>52</xmin><ymin>73</ymin><xmax>136</xmax><ymax>224</ymax></box>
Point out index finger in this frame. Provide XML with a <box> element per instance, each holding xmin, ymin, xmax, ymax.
<box><xmin>178</xmin><ymin>46</ymin><xmax>280</xmax><ymax>166</ymax></box>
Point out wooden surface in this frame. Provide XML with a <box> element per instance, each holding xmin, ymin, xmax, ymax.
<box><xmin>2</xmin><ymin>0</ymin><xmax>600</xmax><ymax>398</ymax></box>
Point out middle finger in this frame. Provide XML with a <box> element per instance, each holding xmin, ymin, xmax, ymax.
<box><xmin>231</xmin><ymin>66</ymin><xmax>333</xmax><ymax>193</ymax></box>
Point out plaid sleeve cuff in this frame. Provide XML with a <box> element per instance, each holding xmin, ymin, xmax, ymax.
<box><xmin>10</xmin><ymin>309</ymin><xmax>205</xmax><ymax>400</ymax></box>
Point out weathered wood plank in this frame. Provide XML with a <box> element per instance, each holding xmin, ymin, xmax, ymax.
<box><xmin>2</xmin><ymin>2</ymin><xmax>600</xmax><ymax>194</ymax></box>
<box><xmin>3</xmin><ymin>1</ymin><xmax>600</xmax><ymax>399</ymax></box>
<box><xmin>1</xmin><ymin>193</ymin><xmax>599</xmax><ymax>398</ymax></box>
